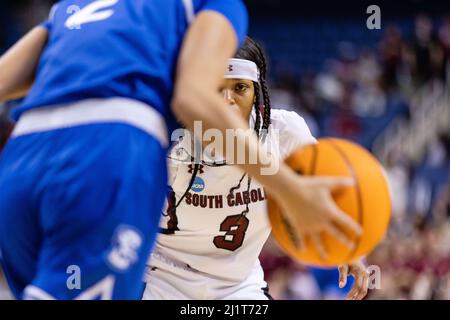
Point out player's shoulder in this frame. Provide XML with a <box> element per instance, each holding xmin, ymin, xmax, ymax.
<box><xmin>268</xmin><ymin>108</ymin><xmax>317</xmax><ymax>158</ymax></box>
<box><xmin>269</xmin><ymin>108</ymin><xmax>309</xmax><ymax>132</ymax></box>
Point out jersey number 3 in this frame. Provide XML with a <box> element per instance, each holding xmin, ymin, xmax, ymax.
<box><xmin>213</xmin><ymin>215</ymin><xmax>249</xmax><ymax>251</ymax></box>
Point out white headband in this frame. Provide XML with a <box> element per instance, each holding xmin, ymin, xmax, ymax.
<box><xmin>224</xmin><ymin>58</ymin><xmax>260</xmax><ymax>82</ymax></box>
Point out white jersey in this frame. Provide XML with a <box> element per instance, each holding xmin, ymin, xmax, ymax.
<box><xmin>145</xmin><ymin>109</ymin><xmax>316</xmax><ymax>298</ymax></box>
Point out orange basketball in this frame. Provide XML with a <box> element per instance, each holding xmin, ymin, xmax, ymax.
<box><xmin>268</xmin><ymin>138</ymin><xmax>391</xmax><ymax>267</ymax></box>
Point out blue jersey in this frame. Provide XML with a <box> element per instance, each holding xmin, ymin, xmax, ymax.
<box><xmin>13</xmin><ymin>0</ymin><xmax>248</xmax><ymax>133</ymax></box>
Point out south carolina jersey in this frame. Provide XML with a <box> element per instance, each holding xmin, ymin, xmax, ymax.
<box><xmin>13</xmin><ymin>0</ymin><xmax>248</xmax><ymax>133</ymax></box>
<box><xmin>147</xmin><ymin>109</ymin><xmax>317</xmax><ymax>286</ymax></box>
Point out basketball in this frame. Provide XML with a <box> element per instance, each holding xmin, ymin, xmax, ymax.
<box><xmin>268</xmin><ymin>138</ymin><xmax>392</xmax><ymax>267</ymax></box>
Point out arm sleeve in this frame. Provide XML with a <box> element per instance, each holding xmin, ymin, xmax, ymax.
<box><xmin>197</xmin><ymin>0</ymin><xmax>248</xmax><ymax>46</ymax></box>
<box><xmin>272</xmin><ymin>110</ymin><xmax>318</xmax><ymax>160</ymax></box>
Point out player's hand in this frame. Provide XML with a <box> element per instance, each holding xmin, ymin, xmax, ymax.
<box><xmin>338</xmin><ymin>260</ymin><xmax>370</xmax><ymax>300</ymax></box>
<box><xmin>276</xmin><ymin>175</ymin><xmax>362</xmax><ymax>258</ymax></box>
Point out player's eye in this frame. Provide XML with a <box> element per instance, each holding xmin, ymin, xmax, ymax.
<box><xmin>235</xmin><ymin>83</ymin><xmax>249</xmax><ymax>93</ymax></box>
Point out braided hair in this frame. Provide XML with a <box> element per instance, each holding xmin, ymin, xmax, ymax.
<box><xmin>166</xmin><ymin>37</ymin><xmax>272</xmax><ymax>222</ymax></box>
<box><xmin>235</xmin><ymin>37</ymin><xmax>271</xmax><ymax>139</ymax></box>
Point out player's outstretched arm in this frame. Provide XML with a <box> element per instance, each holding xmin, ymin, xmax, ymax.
<box><xmin>172</xmin><ymin>11</ymin><xmax>362</xmax><ymax>254</ymax></box>
<box><xmin>172</xmin><ymin>10</ymin><xmax>243</xmax><ymax>133</ymax></box>
<box><xmin>0</xmin><ymin>26</ymin><xmax>48</xmax><ymax>102</ymax></box>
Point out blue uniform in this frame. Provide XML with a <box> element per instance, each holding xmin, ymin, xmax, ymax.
<box><xmin>309</xmin><ymin>267</ymin><xmax>354</xmax><ymax>299</ymax></box>
<box><xmin>0</xmin><ymin>0</ymin><xmax>247</xmax><ymax>300</ymax></box>
<box><xmin>14</xmin><ymin>0</ymin><xmax>248</xmax><ymax>133</ymax></box>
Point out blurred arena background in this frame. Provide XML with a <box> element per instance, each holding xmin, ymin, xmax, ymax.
<box><xmin>1</xmin><ymin>0</ymin><xmax>449</xmax><ymax>300</ymax></box>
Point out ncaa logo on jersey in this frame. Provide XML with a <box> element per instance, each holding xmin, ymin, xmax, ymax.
<box><xmin>191</xmin><ymin>177</ymin><xmax>205</xmax><ymax>193</ymax></box>
<box><xmin>107</xmin><ymin>225</ymin><xmax>143</xmax><ymax>272</ymax></box>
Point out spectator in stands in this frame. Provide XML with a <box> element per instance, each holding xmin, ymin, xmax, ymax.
<box><xmin>438</xmin><ymin>16</ymin><xmax>450</xmax><ymax>81</ymax></box>
<box><xmin>353</xmin><ymin>50</ymin><xmax>386</xmax><ymax>117</ymax></box>
<box><xmin>412</xmin><ymin>14</ymin><xmax>446</xmax><ymax>85</ymax></box>
<box><xmin>413</xmin><ymin>15</ymin><xmax>435</xmax><ymax>85</ymax></box>
<box><xmin>380</xmin><ymin>25</ymin><xmax>404</xmax><ymax>91</ymax></box>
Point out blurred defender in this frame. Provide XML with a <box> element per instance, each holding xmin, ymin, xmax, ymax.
<box><xmin>0</xmin><ymin>0</ymin><xmax>361</xmax><ymax>300</ymax></box>
<box><xmin>0</xmin><ymin>0</ymin><xmax>248</xmax><ymax>300</ymax></box>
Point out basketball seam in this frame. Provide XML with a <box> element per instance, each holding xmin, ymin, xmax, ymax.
<box><xmin>309</xmin><ymin>143</ymin><xmax>318</xmax><ymax>175</ymax></box>
<box><xmin>327</xmin><ymin>139</ymin><xmax>364</xmax><ymax>261</ymax></box>
<box><xmin>305</xmin><ymin>143</ymin><xmax>319</xmax><ymax>258</ymax></box>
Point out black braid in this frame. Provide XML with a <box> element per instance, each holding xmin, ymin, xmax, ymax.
<box><xmin>228</xmin><ymin>172</ymin><xmax>247</xmax><ymax>196</ymax></box>
<box><xmin>237</xmin><ymin>176</ymin><xmax>252</xmax><ymax>223</ymax></box>
<box><xmin>254</xmin><ymin>42</ymin><xmax>271</xmax><ymax>140</ymax></box>
<box><xmin>260</xmin><ymin>80</ymin><xmax>271</xmax><ymax>140</ymax></box>
<box><xmin>165</xmin><ymin>162</ymin><xmax>200</xmax><ymax>215</ymax></box>
<box><xmin>253</xmin><ymin>82</ymin><xmax>262</xmax><ymax>136</ymax></box>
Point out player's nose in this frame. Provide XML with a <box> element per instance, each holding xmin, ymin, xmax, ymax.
<box><xmin>222</xmin><ymin>89</ymin><xmax>236</xmax><ymax>106</ymax></box>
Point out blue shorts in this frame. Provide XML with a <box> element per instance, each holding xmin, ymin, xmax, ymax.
<box><xmin>0</xmin><ymin>123</ymin><xmax>167</xmax><ymax>299</ymax></box>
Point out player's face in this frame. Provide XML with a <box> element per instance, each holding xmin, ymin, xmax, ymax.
<box><xmin>219</xmin><ymin>79</ymin><xmax>255</xmax><ymax>120</ymax></box>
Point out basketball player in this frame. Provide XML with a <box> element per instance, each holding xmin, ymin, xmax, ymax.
<box><xmin>142</xmin><ymin>38</ymin><xmax>369</xmax><ymax>300</ymax></box>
